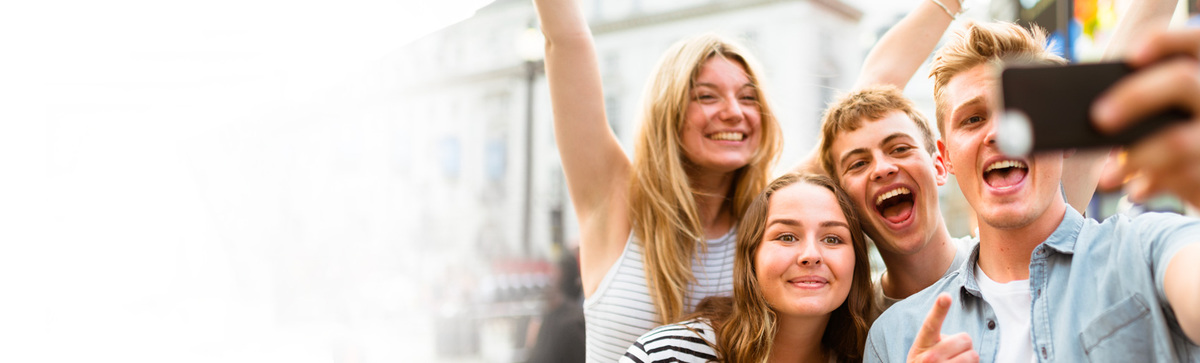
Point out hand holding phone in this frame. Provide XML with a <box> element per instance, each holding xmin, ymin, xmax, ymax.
<box><xmin>1089</xmin><ymin>29</ymin><xmax>1200</xmax><ymax>207</ymax></box>
<box><xmin>998</xmin><ymin>62</ymin><xmax>1190</xmax><ymax>157</ymax></box>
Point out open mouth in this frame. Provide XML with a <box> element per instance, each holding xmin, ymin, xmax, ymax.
<box><xmin>707</xmin><ymin>132</ymin><xmax>745</xmax><ymax>141</ymax></box>
<box><xmin>874</xmin><ymin>187</ymin><xmax>914</xmax><ymax>224</ymax></box>
<box><xmin>983</xmin><ymin>160</ymin><xmax>1028</xmax><ymax>190</ymax></box>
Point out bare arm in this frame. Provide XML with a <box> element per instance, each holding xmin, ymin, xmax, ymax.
<box><xmin>853</xmin><ymin>0</ymin><xmax>960</xmax><ymax>90</ymax></box>
<box><xmin>1103</xmin><ymin>0</ymin><xmax>1179</xmax><ymax>60</ymax></box>
<box><xmin>1164</xmin><ymin>243</ymin><xmax>1200</xmax><ymax>344</ymax></box>
<box><xmin>533</xmin><ymin>0</ymin><xmax>632</xmax><ymax>296</ymax></box>
<box><xmin>794</xmin><ymin>0</ymin><xmax>960</xmax><ymax>173</ymax></box>
<box><xmin>1060</xmin><ymin>0</ymin><xmax>1177</xmax><ymax>215</ymax></box>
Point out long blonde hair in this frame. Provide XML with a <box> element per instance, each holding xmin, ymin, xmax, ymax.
<box><xmin>702</xmin><ymin>173</ymin><xmax>874</xmax><ymax>363</ymax></box>
<box><xmin>629</xmin><ymin>33</ymin><xmax>783</xmax><ymax>324</ymax></box>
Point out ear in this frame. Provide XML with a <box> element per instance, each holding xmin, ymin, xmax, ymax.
<box><xmin>937</xmin><ymin>139</ymin><xmax>954</xmax><ymax>176</ymax></box>
<box><xmin>932</xmin><ymin>147</ymin><xmax>950</xmax><ymax>186</ymax></box>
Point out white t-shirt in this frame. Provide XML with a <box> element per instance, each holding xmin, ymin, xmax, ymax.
<box><xmin>975</xmin><ymin>264</ymin><xmax>1036</xmax><ymax>363</ymax></box>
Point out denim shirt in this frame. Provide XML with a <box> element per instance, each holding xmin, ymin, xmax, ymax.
<box><xmin>865</xmin><ymin>208</ymin><xmax>1200</xmax><ymax>362</ymax></box>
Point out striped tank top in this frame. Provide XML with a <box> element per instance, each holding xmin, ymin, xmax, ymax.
<box><xmin>583</xmin><ymin>229</ymin><xmax>736</xmax><ymax>362</ymax></box>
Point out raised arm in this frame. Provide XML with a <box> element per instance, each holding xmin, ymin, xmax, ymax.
<box><xmin>1059</xmin><ymin>0</ymin><xmax>1177</xmax><ymax>215</ymax></box>
<box><xmin>1102</xmin><ymin>0</ymin><xmax>1179</xmax><ymax>60</ymax></box>
<box><xmin>793</xmin><ymin>0</ymin><xmax>960</xmax><ymax>173</ymax></box>
<box><xmin>533</xmin><ymin>0</ymin><xmax>633</xmax><ymax>296</ymax></box>
<box><xmin>853</xmin><ymin>0</ymin><xmax>960</xmax><ymax>90</ymax></box>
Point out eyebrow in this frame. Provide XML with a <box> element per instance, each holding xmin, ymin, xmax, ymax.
<box><xmin>693</xmin><ymin>82</ymin><xmax>756</xmax><ymax>90</ymax></box>
<box><xmin>837</xmin><ymin>148</ymin><xmax>869</xmax><ymax>168</ymax></box>
<box><xmin>950</xmin><ymin>95</ymin><xmax>987</xmax><ymax>120</ymax></box>
<box><xmin>766</xmin><ymin>219</ymin><xmax>851</xmax><ymax>230</ymax></box>
<box><xmin>881</xmin><ymin>133</ymin><xmax>913</xmax><ymax>146</ymax></box>
<box><xmin>767</xmin><ymin>219</ymin><xmax>801</xmax><ymax>228</ymax></box>
<box><xmin>837</xmin><ymin>132</ymin><xmax>914</xmax><ymax>167</ymax></box>
<box><xmin>821</xmin><ymin>221</ymin><xmax>850</xmax><ymax>229</ymax></box>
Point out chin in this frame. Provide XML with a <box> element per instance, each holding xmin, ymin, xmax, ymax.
<box><xmin>979</xmin><ymin>208</ymin><xmax>1038</xmax><ymax>230</ymax></box>
<box><xmin>779</xmin><ymin>300</ymin><xmax>840</xmax><ymax>317</ymax></box>
<box><xmin>706</xmin><ymin>159</ymin><xmax>752</xmax><ymax>173</ymax></box>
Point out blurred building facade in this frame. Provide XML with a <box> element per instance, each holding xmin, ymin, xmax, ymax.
<box><xmin>396</xmin><ymin>0</ymin><xmax>866</xmax><ymax>360</ymax></box>
<box><xmin>397</xmin><ymin>0</ymin><xmax>866</xmax><ymax>270</ymax></box>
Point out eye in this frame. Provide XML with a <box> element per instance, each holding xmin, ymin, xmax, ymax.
<box><xmin>845</xmin><ymin>159</ymin><xmax>867</xmax><ymax>172</ymax></box>
<box><xmin>961</xmin><ymin>115</ymin><xmax>985</xmax><ymax>127</ymax></box>
<box><xmin>739</xmin><ymin>94</ymin><xmax>758</xmax><ymax>102</ymax></box>
<box><xmin>821</xmin><ymin>235</ymin><xmax>844</xmax><ymax>245</ymax></box>
<box><xmin>695</xmin><ymin>94</ymin><xmax>717</xmax><ymax>102</ymax></box>
<box><xmin>776</xmin><ymin>233</ymin><xmax>798</xmax><ymax>243</ymax></box>
<box><xmin>892</xmin><ymin>144</ymin><xmax>914</xmax><ymax>154</ymax></box>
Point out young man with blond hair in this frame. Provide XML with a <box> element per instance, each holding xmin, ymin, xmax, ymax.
<box><xmin>864</xmin><ymin>21</ymin><xmax>1200</xmax><ymax>362</ymax></box>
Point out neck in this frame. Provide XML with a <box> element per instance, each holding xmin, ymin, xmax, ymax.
<box><xmin>688</xmin><ymin>167</ymin><xmax>737</xmax><ymax>239</ymax></box>
<box><xmin>878</xmin><ymin>223</ymin><xmax>956</xmax><ymax>299</ymax></box>
<box><xmin>769</xmin><ymin>314</ymin><xmax>829</xmax><ymax>363</ymax></box>
<box><xmin>977</xmin><ymin>198</ymin><xmax>1067</xmax><ymax>283</ymax></box>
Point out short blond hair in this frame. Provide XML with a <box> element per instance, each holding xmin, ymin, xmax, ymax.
<box><xmin>930</xmin><ymin>21</ymin><xmax>1066</xmax><ymax>135</ymax></box>
<box><xmin>817</xmin><ymin>85</ymin><xmax>936</xmax><ymax>183</ymax></box>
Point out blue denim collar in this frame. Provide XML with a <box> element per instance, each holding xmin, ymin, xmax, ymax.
<box><xmin>955</xmin><ymin>206</ymin><xmax>1084</xmax><ymax>299</ymax></box>
<box><xmin>1041</xmin><ymin>207</ymin><xmax>1084</xmax><ymax>255</ymax></box>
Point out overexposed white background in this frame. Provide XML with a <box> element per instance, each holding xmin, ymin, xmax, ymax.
<box><xmin>0</xmin><ymin>1</ymin><xmax>489</xmax><ymax>361</ymax></box>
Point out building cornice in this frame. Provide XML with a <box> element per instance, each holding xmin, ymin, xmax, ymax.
<box><xmin>592</xmin><ymin>0</ymin><xmax>862</xmax><ymax>34</ymax></box>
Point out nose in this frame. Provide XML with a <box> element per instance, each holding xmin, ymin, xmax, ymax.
<box><xmin>718</xmin><ymin>97</ymin><xmax>744</xmax><ymax>123</ymax></box>
<box><xmin>871</xmin><ymin>155</ymin><xmax>898</xmax><ymax>181</ymax></box>
<box><xmin>798</xmin><ymin>240</ymin><xmax>822</xmax><ymax>266</ymax></box>
<box><xmin>984</xmin><ymin>114</ymin><xmax>999</xmax><ymax>146</ymax></box>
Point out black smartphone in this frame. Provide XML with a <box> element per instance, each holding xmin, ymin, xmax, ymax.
<box><xmin>997</xmin><ymin>62</ymin><xmax>1190</xmax><ymax>156</ymax></box>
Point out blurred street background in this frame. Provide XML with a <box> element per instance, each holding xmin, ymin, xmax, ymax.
<box><xmin>1</xmin><ymin>0</ymin><xmax>1195</xmax><ymax>362</ymax></box>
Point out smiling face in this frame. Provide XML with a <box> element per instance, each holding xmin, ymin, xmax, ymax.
<box><xmin>679</xmin><ymin>56</ymin><xmax>762</xmax><ymax>173</ymax></box>
<box><xmin>829</xmin><ymin>111</ymin><xmax>948</xmax><ymax>255</ymax></box>
<box><xmin>939</xmin><ymin>64</ymin><xmax>1064</xmax><ymax>229</ymax></box>
<box><xmin>755</xmin><ymin>182</ymin><xmax>856</xmax><ymax>319</ymax></box>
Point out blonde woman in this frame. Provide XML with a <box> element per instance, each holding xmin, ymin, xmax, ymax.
<box><xmin>622</xmin><ymin>174</ymin><xmax>875</xmax><ymax>362</ymax></box>
<box><xmin>534</xmin><ymin>0</ymin><xmax>780</xmax><ymax>360</ymax></box>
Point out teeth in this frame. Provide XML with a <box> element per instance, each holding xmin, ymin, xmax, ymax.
<box><xmin>985</xmin><ymin>160</ymin><xmax>1028</xmax><ymax>172</ymax></box>
<box><xmin>708</xmin><ymin>132</ymin><xmax>744</xmax><ymax>141</ymax></box>
<box><xmin>875</xmin><ymin>187</ymin><xmax>911</xmax><ymax>206</ymax></box>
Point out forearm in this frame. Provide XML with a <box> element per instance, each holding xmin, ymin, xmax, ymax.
<box><xmin>1164</xmin><ymin>243</ymin><xmax>1200</xmax><ymax>344</ymax></box>
<box><xmin>533</xmin><ymin>0</ymin><xmax>627</xmax><ymax>216</ymax></box>
<box><xmin>854</xmin><ymin>0</ymin><xmax>959</xmax><ymax>90</ymax></box>
<box><xmin>1103</xmin><ymin>0</ymin><xmax>1177</xmax><ymax>60</ymax></box>
<box><xmin>533</xmin><ymin>0</ymin><xmax>592</xmax><ymax>45</ymax></box>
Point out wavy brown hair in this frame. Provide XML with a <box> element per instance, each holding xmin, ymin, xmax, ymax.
<box><xmin>629</xmin><ymin>33</ymin><xmax>783</xmax><ymax>324</ymax></box>
<box><xmin>690</xmin><ymin>173</ymin><xmax>874</xmax><ymax>362</ymax></box>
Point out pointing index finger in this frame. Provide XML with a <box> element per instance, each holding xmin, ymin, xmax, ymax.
<box><xmin>913</xmin><ymin>293</ymin><xmax>952</xmax><ymax>350</ymax></box>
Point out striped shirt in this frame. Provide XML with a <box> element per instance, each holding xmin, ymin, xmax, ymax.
<box><xmin>620</xmin><ymin>319</ymin><xmax>718</xmax><ymax>363</ymax></box>
<box><xmin>584</xmin><ymin>229</ymin><xmax>736</xmax><ymax>362</ymax></box>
